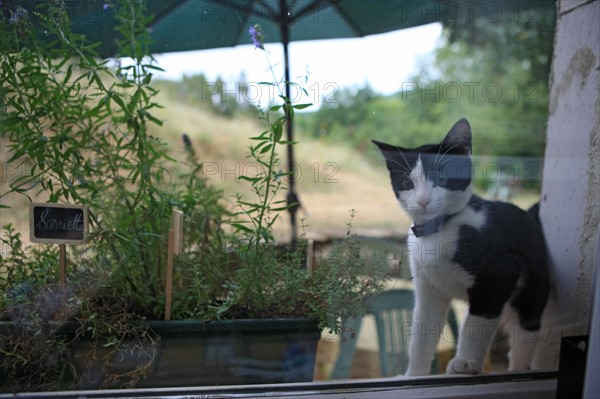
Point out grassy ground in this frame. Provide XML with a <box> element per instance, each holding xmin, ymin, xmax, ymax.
<box><xmin>0</xmin><ymin>86</ymin><xmax>405</xmax><ymax>243</ymax></box>
<box><xmin>146</xmin><ymin>84</ymin><xmax>542</xmax><ymax>241</ymax></box>
<box><xmin>1</xmin><ymin>80</ymin><xmax>540</xmax><ymax>244</ymax></box>
<box><xmin>134</xmin><ymin>84</ymin><xmax>413</xmax><ymax>241</ymax></box>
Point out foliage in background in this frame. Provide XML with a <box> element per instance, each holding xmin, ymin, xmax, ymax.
<box><xmin>441</xmin><ymin>1</ymin><xmax>555</xmax><ymax>87</ymax></box>
<box><xmin>298</xmin><ymin>4</ymin><xmax>555</xmax><ymax>190</ymax></box>
<box><xmin>158</xmin><ymin>73</ymin><xmax>258</xmax><ymax>118</ymax></box>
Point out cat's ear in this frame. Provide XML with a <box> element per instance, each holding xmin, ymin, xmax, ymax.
<box><xmin>372</xmin><ymin>140</ymin><xmax>399</xmax><ymax>155</ymax></box>
<box><xmin>371</xmin><ymin>140</ymin><xmax>408</xmax><ymax>171</ymax></box>
<box><xmin>372</xmin><ymin>140</ymin><xmax>404</xmax><ymax>161</ymax></box>
<box><xmin>443</xmin><ymin>118</ymin><xmax>472</xmax><ymax>155</ymax></box>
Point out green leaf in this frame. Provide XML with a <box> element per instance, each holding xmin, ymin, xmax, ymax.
<box><xmin>239</xmin><ymin>176</ymin><xmax>261</xmax><ymax>183</ymax></box>
<box><xmin>229</xmin><ymin>223</ymin><xmax>254</xmax><ymax>234</ymax></box>
<box><xmin>260</xmin><ymin>144</ymin><xmax>272</xmax><ymax>154</ymax></box>
<box><xmin>144</xmin><ymin>64</ymin><xmax>166</xmax><ymax>72</ymax></box>
<box><xmin>250</xmin><ymin>131</ymin><xmax>270</xmax><ymax>140</ymax></box>
<box><xmin>143</xmin><ymin>72</ymin><xmax>153</xmax><ymax>85</ymax></box>
<box><xmin>272</xmin><ymin>121</ymin><xmax>283</xmax><ymax>143</ymax></box>
<box><xmin>236</xmin><ymin>200</ymin><xmax>260</xmax><ymax>209</ymax></box>
<box><xmin>283</xmin><ymin>103</ymin><xmax>295</xmax><ymax>121</ymax></box>
<box><xmin>253</xmin><ymin>140</ymin><xmax>268</xmax><ymax>151</ymax></box>
<box><xmin>129</xmin><ymin>90</ymin><xmax>142</xmax><ymax>112</ymax></box>
<box><xmin>293</xmin><ymin>103</ymin><xmax>312</xmax><ymax>110</ymax></box>
<box><xmin>111</xmin><ymin>92</ymin><xmax>128</xmax><ymax>113</ymax></box>
<box><xmin>63</xmin><ymin>64</ymin><xmax>73</xmax><ymax>85</ymax></box>
<box><xmin>145</xmin><ymin>111</ymin><xmax>163</xmax><ymax>126</ymax></box>
<box><xmin>259</xmin><ymin>227</ymin><xmax>273</xmax><ymax>242</ymax></box>
<box><xmin>270</xmin><ymin>214</ymin><xmax>282</xmax><ymax>227</ymax></box>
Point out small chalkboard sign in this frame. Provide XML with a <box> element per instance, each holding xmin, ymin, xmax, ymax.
<box><xmin>29</xmin><ymin>203</ymin><xmax>88</xmax><ymax>244</ymax></box>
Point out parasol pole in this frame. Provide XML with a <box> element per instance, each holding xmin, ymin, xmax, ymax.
<box><xmin>280</xmin><ymin>0</ymin><xmax>299</xmax><ymax>244</ymax></box>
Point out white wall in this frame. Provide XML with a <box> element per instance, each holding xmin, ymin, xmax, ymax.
<box><xmin>536</xmin><ymin>0</ymin><xmax>600</xmax><ymax>368</ymax></box>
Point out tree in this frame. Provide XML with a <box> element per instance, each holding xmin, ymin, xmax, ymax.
<box><xmin>298</xmin><ymin>2</ymin><xmax>555</xmax><ymax>164</ymax></box>
<box><xmin>442</xmin><ymin>1</ymin><xmax>556</xmax><ymax>85</ymax></box>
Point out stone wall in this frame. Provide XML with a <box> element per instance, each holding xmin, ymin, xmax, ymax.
<box><xmin>536</xmin><ymin>0</ymin><xmax>600</xmax><ymax>368</ymax></box>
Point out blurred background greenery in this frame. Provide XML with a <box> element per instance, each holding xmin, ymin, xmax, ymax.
<box><xmin>158</xmin><ymin>4</ymin><xmax>552</xmax><ymax>237</ymax></box>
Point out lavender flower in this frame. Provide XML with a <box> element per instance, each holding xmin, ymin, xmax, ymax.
<box><xmin>9</xmin><ymin>6</ymin><xmax>28</xmax><ymax>24</ymax></box>
<box><xmin>249</xmin><ymin>24</ymin><xmax>264</xmax><ymax>50</ymax></box>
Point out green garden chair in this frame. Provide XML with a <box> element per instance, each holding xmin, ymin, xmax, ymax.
<box><xmin>331</xmin><ymin>288</ymin><xmax>459</xmax><ymax>378</ymax></box>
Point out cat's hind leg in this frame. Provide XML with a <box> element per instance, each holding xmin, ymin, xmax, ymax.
<box><xmin>504</xmin><ymin>262</ymin><xmax>548</xmax><ymax>371</ymax></box>
<box><xmin>507</xmin><ymin>325</ymin><xmax>539</xmax><ymax>371</ymax></box>
<box><xmin>502</xmin><ymin>305</ymin><xmax>542</xmax><ymax>371</ymax></box>
<box><xmin>448</xmin><ymin>254</ymin><xmax>521</xmax><ymax>375</ymax></box>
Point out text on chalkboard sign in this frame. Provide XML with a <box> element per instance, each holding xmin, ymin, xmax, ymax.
<box><xmin>29</xmin><ymin>203</ymin><xmax>88</xmax><ymax>244</ymax></box>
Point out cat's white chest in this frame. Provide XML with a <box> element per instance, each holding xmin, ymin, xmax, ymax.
<box><xmin>407</xmin><ymin>207</ymin><xmax>486</xmax><ymax>299</ymax></box>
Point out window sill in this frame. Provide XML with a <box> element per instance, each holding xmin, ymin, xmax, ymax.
<box><xmin>10</xmin><ymin>371</ymin><xmax>557</xmax><ymax>399</ymax></box>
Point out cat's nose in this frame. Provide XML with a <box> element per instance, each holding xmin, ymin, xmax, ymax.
<box><xmin>417</xmin><ymin>197</ymin><xmax>431</xmax><ymax>209</ymax></box>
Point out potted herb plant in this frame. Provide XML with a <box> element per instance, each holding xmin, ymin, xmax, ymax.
<box><xmin>0</xmin><ymin>1</ymin><xmax>388</xmax><ymax>391</ymax></box>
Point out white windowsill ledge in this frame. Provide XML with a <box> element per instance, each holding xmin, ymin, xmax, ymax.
<box><xmin>6</xmin><ymin>371</ymin><xmax>557</xmax><ymax>399</ymax></box>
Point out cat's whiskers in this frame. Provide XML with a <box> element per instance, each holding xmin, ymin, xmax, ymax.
<box><xmin>433</xmin><ymin>142</ymin><xmax>465</xmax><ymax>168</ymax></box>
<box><xmin>391</xmin><ymin>148</ymin><xmax>412</xmax><ymax>172</ymax></box>
<box><xmin>386</xmin><ymin>158</ymin><xmax>410</xmax><ymax>173</ymax></box>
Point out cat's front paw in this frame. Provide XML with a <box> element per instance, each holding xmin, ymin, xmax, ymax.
<box><xmin>446</xmin><ymin>357</ymin><xmax>481</xmax><ymax>375</ymax></box>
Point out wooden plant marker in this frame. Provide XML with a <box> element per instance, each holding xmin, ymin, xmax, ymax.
<box><xmin>307</xmin><ymin>239</ymin><xmax>316</xmax><ymax>274</ymax></box>
<box><xmin>29</xmin><ymin>203</ymin><xmax>88</xmax><ymax>315</ymax></box>
<box><xmin>59</xmin><ymin>243</ymin><xmax>67</xmax><ymax>293</ymax></box>
<box><xmin>165</xmin><ymin>208</ymin><xmax>183</xmax><ymax>321</ymax></box>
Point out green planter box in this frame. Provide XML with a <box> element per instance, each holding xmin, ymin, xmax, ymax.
<box><xmin>67</xmin><ymin>318</ymin><xmax>321</xmax><ymax>388</ymax></box>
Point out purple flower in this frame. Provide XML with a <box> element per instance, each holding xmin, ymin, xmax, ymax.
<box><xmin>249</xmin><ymin>24</ymin><xmax>264</xmax><ymax>50</ymax></box>
<box><xmin>9</xmin><ymin>6</ymin><xmax>28</xmax><ymax>24</ymax></box>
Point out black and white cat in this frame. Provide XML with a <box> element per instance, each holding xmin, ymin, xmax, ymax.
<box><xmin>373</xmin><ymin>118</ymin><xmax>549</xmax><ymax>376</ymax></box>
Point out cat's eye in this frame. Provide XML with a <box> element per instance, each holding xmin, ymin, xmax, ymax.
<box><xmin>400</xmin><ymin>179</ymin><xmax>414</xmax><ymax>190</ymax></box>
<box><xmin>436</xmin><ymin>173</ymin><xmax>448</xmax><ymax>186</ymax></box>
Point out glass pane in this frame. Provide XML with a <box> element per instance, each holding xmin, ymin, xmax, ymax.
<box><xmin>3</xmin><ymin>0</ymin><xmax>595</xmax><ymax>395</ymax></box>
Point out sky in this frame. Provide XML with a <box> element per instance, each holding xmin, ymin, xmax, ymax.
<box><xmin>152</xmin><ymin>23</ymin><xmax>443</xmax><ymax>106</ymax></box>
